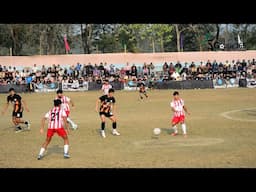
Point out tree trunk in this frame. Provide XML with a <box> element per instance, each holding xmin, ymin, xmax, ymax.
<box><xmin>160</xmin><ymin>37</ymin><xmax>164</xmax><ymax>52</ymax></box>
<box><xmin>175</xmin><ymin>24</ymin><xmax>181</xmax><ymax>52</ymax></box>
<box><xmin>197</xmin><ymin>35</ymin><xmax>203</xmax><ymax>51</ymax></box>
<box><xmin>8</xmin><ymin>25</ymin><xmax>22</xmax><ymax>56</ymax></box>
<box><xmin>47</xmin><ymin>25</ymin><xmax>56</xmax><ymax>55</ymax></box>
<box><xmin>81</xmin><ymin>24</ymin><xmax>93</xmax><ymax>54</ymax></box>
<box><xmin>80</xmin><ymin>24</ymin><xmax>85</xmax><ymax>53</ymax></box>
<box><xmin>208</xmin><ymin>24</ymin><xmax>220</xmax><ymax>51</ymax></box>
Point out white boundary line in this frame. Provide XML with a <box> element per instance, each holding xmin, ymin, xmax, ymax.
<box><xmin>220</xmin><ymin>107</ymin><xmax>256</xmax><ymax>122</ymax></box>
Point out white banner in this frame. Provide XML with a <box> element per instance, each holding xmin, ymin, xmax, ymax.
<box><xmin>34</xmin><ymin>83</ymin><xmax>59</xmax><ymax>92</ymax></box>
<box><xmin>62</xmin><ymin>82</ymin><xmax>88</xmax><ymax>91</ymax></box>
<box><xmin>247</xmin><ymin>79</ymin><xmax>256</xmax><ymax>88</ymax></box>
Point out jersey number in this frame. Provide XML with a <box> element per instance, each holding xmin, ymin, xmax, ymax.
<box><xmin>51</xmin><ymin>112</ymin><xmax>59</xmax><ymax>121</ymax></box>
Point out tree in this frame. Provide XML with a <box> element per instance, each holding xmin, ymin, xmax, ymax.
<box><xmin>188</xmin><ymin>24</ymin><xmax>216</xmax><ymax>51</ymax></box>
<box><xmin>115</xmin><ymin>24</ymin><xmax>138</xmax><ymax>53</ymax></box>
<box><xmin>139</xmin><ymin>24</ymin><xmax>173</xmax><ymax>52</ymax></box>
<box><xmin>7</xmin><ymin>24</ymin><xmax>27</xmax><ymax>55</ymax></box>
<box><xmin>207</xmin><ymin>24</ymin><xmax>220</xmax><ymax>51</ymax></box>
<box><xmin>174</xmin><ymin>24</ymin><xmax>190</xmax><ymax>52</ymax></box>
<box><xmin>80</xmin><ymin>24</ymin><xmax>93</xmax><ymax>54</ymax></box>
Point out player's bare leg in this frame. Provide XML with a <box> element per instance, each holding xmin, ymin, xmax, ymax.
<box><xmin>171</xmin><ymin>122</ymin><xmax>178</xmax><ymax>136</ymax></box>
<box><xmin>180</xmin><ymin>120</ymin><xmax>187</xmax><ymax>138</ymax></box>
<box><xmin>13</xmin><ymin>117</ymin><xmax>23</xmax><ymax>133</ymax></box>
<box><xmin>62</xmin><ymin>135</ymin><xmax>70</xmax><ymax>158</ymax></box>
<box><xmin>12</xmin><ymin>117</ymin><xmax>18</xmax><ymax>126</ymax></box>
<box><xmin>139</xmin><ymin>93</ymin><xmax>143</xmax><ymax>100</ymax></box>
<box><xmin>109</xmin><ymin>116</ymin><xmax>120</xmax><ymax>136</ymax></box>
<box><xmin>67</xmin><ymin>116</ymin><xmax>77</xmax><ymax>130</ymax></box>
<box><xmin>38</xmin><ymin>136</ymin><xmax>52</xmax><ymax>160</ymax></box>
<box><xmin>100</xmin><ymin>115</ymin><xmax>106</xmax><ymax>138</ymax></box>
<box><xmin>15</xmin><ymin>118</ymin><xmax>30</xmax><ymax>131</ymax></box>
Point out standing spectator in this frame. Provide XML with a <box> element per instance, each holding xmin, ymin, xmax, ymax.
<box><xmin>162</xmin><ymin>62</ymin><xmax>169</xmax><ymax>74</ymax></box>
<box><xmin>32</xmin><ymin>64</ymin><xmax>38</xmax><ymax>76</ymax></box>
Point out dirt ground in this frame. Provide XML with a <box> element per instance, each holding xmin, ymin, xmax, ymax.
<box><xmin>0</xmin><ymin>88</ymin><xmax>256</xmax><ymax>168</ymax></box>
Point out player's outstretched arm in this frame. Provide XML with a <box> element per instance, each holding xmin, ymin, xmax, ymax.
<box><xmin>63</xmin><ymin>116</ymin><xmax>70</xmax><ymax>134</ymax></box>
<box><xmin>183</xmin><ymin>106</ymin><xmax>190</xmax><ymax>115</ymax></box>
<box><xmin>95</xmin><ymin>99</ymin><xmax>100</xmax><ymax>112</ymax></box>
<box><xmin>40</xmin><ymin>117</ymin><xmax>46</xmax><ymax>134</ymax></box>
<box><xmin>22</xmin><ymin>99</ymin><xmax>30</xmax><ymax>112</ymax></box>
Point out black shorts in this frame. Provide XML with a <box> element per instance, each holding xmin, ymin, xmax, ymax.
<box><xmin>99</xmin><ymin>112</ymin><xmax>113</xmax><ymax>117</ymax></box>
<box><xmin>12</xmin><ymin>111</ymin><xmax>23</xmax><ymax>118</ymax></box>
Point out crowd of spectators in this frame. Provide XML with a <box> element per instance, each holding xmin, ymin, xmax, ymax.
<box><xmin>0</xmin><ymin>59</ymin><xmax>256</xmax><ymax>89</ymax></box>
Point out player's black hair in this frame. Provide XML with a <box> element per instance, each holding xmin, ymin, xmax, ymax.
<box><xmin>9</xmin><ymin>88</ymin><xmax>15</xmax><ymax>92</ymax></box>
<box><xmin>54</xmin><ymin>99</ymin><xmax>62</xmax><ymax>107</ymax></box>
<box><xmin>108</xmin><ymin>88</ymin><xmax>115</xmax><ymax>93</ymax></box>
<box><xmin>173</xmin><ymin>91</ymin><xmax>179</xmax><ymax>96</ymax></box>
<box><xmin>56</xmin><ymin>89</ymin><xmax>63</xmax><ymax>94</ymax></box>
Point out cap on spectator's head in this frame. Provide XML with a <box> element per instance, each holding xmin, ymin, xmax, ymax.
<box><xmin>173</xmin><ymin>91</ymin><xmax>179</xmax><ymax>96</ymax></box>
<box><xmin>54</xmin><ymin>99</ymin><xmax>62</xmax><ymax>107</ymax></box>
<box><xmin>9</xmin><ymin>88</ymin><xmax>15</xmax><ymax>92</ymax></box>
<box><xmin>56</xmin><ymin>89</ymin><xmax>63</xmax><ymax>94</ymax></box>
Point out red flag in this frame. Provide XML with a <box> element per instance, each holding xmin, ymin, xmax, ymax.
<box><xmin>64</xmin><ymin>35</ymin><xmax>71</xmax><ymax>53</ymax></box>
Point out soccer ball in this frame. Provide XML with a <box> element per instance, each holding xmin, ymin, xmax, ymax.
<box><xmin>153</xmin><ymin>128</ymin><xmax>161</xmax><ymax>135</ymax></box>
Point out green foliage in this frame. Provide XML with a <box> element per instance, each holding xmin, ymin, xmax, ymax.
<box><xmin>1</xmin><ymin>24</ymin><xmax>256</xmax><ymax>55</ymax></box>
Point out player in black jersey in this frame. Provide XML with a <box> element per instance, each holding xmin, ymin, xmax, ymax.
<box><xmin>95</xmin><ymin>88</ymin><xmax>120</xmax><ymax>138</ymax></box>
<box><xmin>1</xmin><ymin>88</ymin><xmax>30</xmax><ymax>133</ymax></box>
<box><xmin>137</xmin><ymin>79</ymin><xmax>148</xmax><ymax>100</ymax></box>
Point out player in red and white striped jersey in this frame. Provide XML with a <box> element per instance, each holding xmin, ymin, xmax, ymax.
<box><xmin>101</xmin><ymin>79</ymin><xmax>112</xmax><ymax>95</ymax></box>
<box><xmin>56</xmin><ymin>89</ymin><xmax>77</xmax><ymax>130</ymax></box>
<box><xmin>37</xmin><ymin>99</ymin><xmax>71</xmax><ymax>160</ymax></box>
<box><xmin>170</xmin><ymin>91</ymin><xmax>190</xmax><ymax>137</ymax></box>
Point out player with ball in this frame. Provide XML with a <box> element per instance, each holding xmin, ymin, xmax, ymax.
<box><xmin>170</xmin><ymin>91</ymin><xmax>190</xmax><ymax>137</ymax></box>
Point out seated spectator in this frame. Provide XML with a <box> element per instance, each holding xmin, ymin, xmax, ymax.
<box><xmin>171</xmin><ymin>71</ymin><xmax>181</xmax><ymax>81</ymax></box>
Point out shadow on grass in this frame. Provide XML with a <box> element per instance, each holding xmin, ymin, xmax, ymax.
<box><xmin>45</xmin><ymin>145</ymin><xmax>63</xmax><ymax>157</ymax></box>
<box><xmin>151</xmin><ymin>128</ymin><xmax>174</xmax><ymax>139</ymax></box>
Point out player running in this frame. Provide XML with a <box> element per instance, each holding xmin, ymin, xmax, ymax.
<box><xmin>56</xmin><ymin>89</ymin><xmax>78</xmax><ymax>130</ymax></box>
<box><xmin>170</xmin><ymin>91</ymin><xmax>190</xmax><ymax>137</ymax></box>
<box><xmin>37</xmin><ymin>99</ymin><xmax>71</xmax><ymax>160</ymax></box>
<box><xmin>1</xmin><ymin>88</ymin><xmax>30</xmax><ymax>133</ymax></box>
<box><xmin>101</xmin><ymin>79</ymin><xmax>112</xmax><ymax>95</ymax></box>
<box><xmin>137</xmin><ymin>79</ymin><xmax>148</xmax><ymax>100</ymax></box>
<box><xmin>95</xmin><ymin>88</ymin><xmax>120</xmax><ymax>138</ymax></box>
